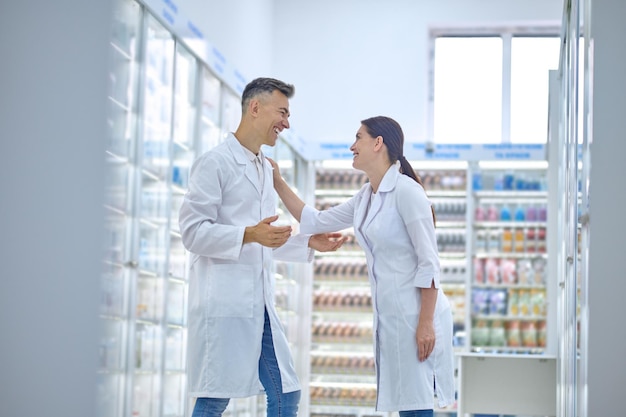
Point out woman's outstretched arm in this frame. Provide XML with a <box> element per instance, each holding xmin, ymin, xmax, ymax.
<box><xmin>267</xmin><ymin>157</ymin><xmax>306</xmax><ymax>222</ymax></box>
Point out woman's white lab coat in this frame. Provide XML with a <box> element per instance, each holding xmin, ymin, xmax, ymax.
<box><xmin>300</xmin><ymin>164</ymin><xmax>455</xmax><ymax>412</ymax></box>
<box><xmin>179</xmin><ymin>133</ymin><xmax>313</xmax><ymax>398</ymax></box>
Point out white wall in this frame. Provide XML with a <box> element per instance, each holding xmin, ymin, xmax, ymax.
<box><xmin>588</xmin><ymin>0</ymin><xmax>626</xmax><ymax>415</ymax></box>
<box><xmin>177</xmin><ymin>0</ymin><xmax>275</xmax><ymax>81</ymax></box>
<box><xmin>175</xmin><ymin>0</ymin><xmax>562</xmax><ymax>146</ymax></box>
<box><xmin>273</xmin><ymin>0</ymin><xmax>562</xmax><ymax>146</ymax></box>
<box><xmin>0</xmin><ymin>1</ymin><xmax>110</xmax><ymax>416</ymax></box>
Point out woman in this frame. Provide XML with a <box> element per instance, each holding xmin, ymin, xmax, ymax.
<box><xmin>271</xmin><ymin>116</ymin><xmax>455</xmax><ymax>416</ymax></box>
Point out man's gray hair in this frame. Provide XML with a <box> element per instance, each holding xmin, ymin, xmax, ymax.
<box><xmin>241</xmin><ymin>77</ymin><xmax>295</xmax><ymax>112</ymax></box>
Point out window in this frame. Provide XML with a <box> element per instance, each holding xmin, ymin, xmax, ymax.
<box><xmin>510</xmin><ymin>36</ymin><xmax>560</xmax><ymax>143</ymax></box>
<box><xmin>430</xmin><ymin>28</ymin><xmax>562</xmax><ymax>144</ymax></box>
<box><xmin>433</xmin><ymin>37</ymin><xmax>503</xmax><ymax>143</ymax></box>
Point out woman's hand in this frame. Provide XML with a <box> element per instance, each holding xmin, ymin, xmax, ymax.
<box><xmin>416</xmin><ymin>318</ymin><xmax>435</xmax><ymax>362</ymax></box>
<box><xmin>265</xmin><ymin>156</ymin><xmax>306</xmax><ymax>222</ymax></box>
<box><xmin>308</xmin><ymin>233</ymin><xmax>348</xmax><ymax>252</ymax></box>
<box><xmin>416</xmin><ymin>282</ymin><xmax>438</xmax><ymax>361</ymax></box>
<box><xmin>265</xmin><ymin>157</ymin><xmax>282</xmax><ymax>185</ymax></box>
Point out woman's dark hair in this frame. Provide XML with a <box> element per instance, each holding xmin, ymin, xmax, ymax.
<box><xmin>361</xmin><ymin>116</ymin><xmax>436</xmax><ymax>226</ymax></box>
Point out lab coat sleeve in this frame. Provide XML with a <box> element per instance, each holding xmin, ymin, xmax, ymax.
<box><xmin>300</xmin><ymin>197</ymin><xmax>356</xmax><ymax>234</ymax></box>
<box><xmin>397</xmin><ymin>182</ymin><xmax>441</xmax><ymax>289</ymax></box>
<box><xmin>179</xmin><ymin>155</ymin><xmax>245</xmax><ymax>260</ymax></box>
<box><xmin>273</xmin><ymin>233</ymin><xmax>314</xmax><ymax>263</ymax></box>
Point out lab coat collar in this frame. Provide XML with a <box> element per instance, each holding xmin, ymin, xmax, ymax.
<box><xmin>358</xmin><ymin>164</ymin><xmax>401</xmax><ymax>232</ymax></box>
<box><xmin>226</xmin><ymin>133</ymin><xmax>263</xmax><ymax>195</ymax></box>
<box><xmin>377</xmin><ymin>162</ymin><xmax>401</xmax><ymax>193</ymax></box>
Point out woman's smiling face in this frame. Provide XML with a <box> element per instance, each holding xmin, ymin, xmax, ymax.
<box><xmin>350</xmin><ymin>124</ymin><xmax>378</xmax><ymax>170</ymax></box>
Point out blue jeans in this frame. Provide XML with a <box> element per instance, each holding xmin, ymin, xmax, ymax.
<box><xmin>192</xmin><ymin>310</ymin><xmax>301</xmax><ymax>417</ymax></box>
<box><xmin>399</xmin><ymin>410</ymin><xmax>433</xmax><ymax>417</ymax></box>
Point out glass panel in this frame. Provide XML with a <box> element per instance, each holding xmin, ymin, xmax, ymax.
<box><xmin>165</xmin><ymin>327</ymin><xmax>186</xmax><ymax>369</ymax></box>
<box><xmin>169</xmin><ymin>192</ymin><xmax>185</xmax><ymax>232</ymax></box>
<box><xmin>136</xmin><ymin>276</ymin><xmax>164</xmax><ymax>321</ymax></box>
<box><xmin>107</xmin><ymin>0</ymin><xmax>141</xmax><ymax>159</ymax></box>
<box><xmin>200</xmin><ymin>121</ymin><xmax>221</xmax><ymax>155</ymax></box>
<box><xmin>132</xmin><ymin>373</ymin><xmax>158</xmax><ymax>417</ymax></box>
<box><xmin>142</xmin><ymin>15</ymin><xmax>175</xmax><ymax>178</ymax></box>
<box><xmin>101</xmin><ymin>262</ymin><xmax>127</xmax><ymax>317</ymax></box>
<box><xmin>104</xmin><ymin>158</ymin><xmax>131</xmax><ymax>213</ymax></box>
<box><xmin>101</xmin><ymin>3</ymin><xmax>142</xmax><ymax>417</ymax></box>
<box><xmin>109</xmin><ymin>40</ymin><xmax>134</xmax><ymax>109</ymax></box>
<box><xmin>173</xmin><ymin>45</ymin><xmax>197</xmax><ymax>148</ymax></box>
<box><xmin>221</xmin><ymin>87</ymin><xmax>241</xmax><ymax>139</ymax></box>
<box><xmin>434</xmin><ymin>37</ymin><xmax>502</xmax><ymax>143</ymax></box>
<box><xmin>103</xmin><ymin>214</ymin><xmax>129</xmax><ymax>266</ymax></box>
<box><xmin>510</xmin><ymin>37</ymin><xmax>560</xmax><ymax>143</ymax></box>
<box><xmin>135</xmin><ymin>324</ymin><xmax>163</xmax><ymax>371</ymax></box>
<box><xmin>172</xmin><ymin>45</ymin><xmax>197</xmax><ymax>190</ymax></box>
<box><xmin>107</xmin><ymin>98</ymin><xmax>137</xmax><ymax>158</ymax></box>
<box><xmin>110</xmin><ymin>0</ymin><xmax>141</xmax><ymax>56</ymax></box>
<box><xmin>202</xmin><ymin>67</ymin><xmax>221</xmax><ymax>124</ymax></box>
<box><xmin>96</xmin><ymin>373</ymin><xmax>125</xmax><ymax>417</ymax></box>
<box><xmin>168</xmin><ymin>235</ymin><xmax>187</xmax><ymax>279</ymax></box>
<box><xmin>166</xmin><ymin>281</ymin><xmax>186</xmax><ymax>325</ymax></box>
<box><xmin>99</xmin><ymin>318</ymin><xmax>126</xmax><ymax>370</ymax></box>
<box><xmin>275</xmin><ymin>263</ymin><xmax>298</xmax><ymax>313</ymax></box>
<box><xmin>198</xmin><ymin>67</ymin><xmax>222</xmax><ymax>153</ymax></box>
<box><xmin>577</xmin><ymin>37</ymin><xmax>585</xmax><ymax>145</ymax></box>
<box><xmin>140</xmin><ymin>177</ymin><xmax>169</xmax><ymax>225</ymax></box>
<box><xmin>163</xmin><ymin>373</ymin><xmax>186</xmax><ymax>416</ymax></box>
<box><xmin>273</xmin><ymin>141</ymin><xmax>296</xmax><ymax>187</ymax></box>
<box><xmin>138</xmin><ymin>223</ymin><xmax>167</xmax><ymax>273</ymax></box>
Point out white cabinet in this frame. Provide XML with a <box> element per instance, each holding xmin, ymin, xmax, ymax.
<box><xmin>457</xmin><ymin>353</ymin><xmax>556</xmax><ymax>416</ymax></box>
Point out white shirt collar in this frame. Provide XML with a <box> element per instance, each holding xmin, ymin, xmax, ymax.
<box><xmin>241</xmin><ymin>145</ymin><xmax>263</xmax><ymax>163</ymax></box>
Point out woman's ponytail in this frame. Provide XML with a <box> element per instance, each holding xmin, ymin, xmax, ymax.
<box><xmin>398</xmin><ymin>156</ymin><xmax>436</xmax><ymax>227</ymax></box>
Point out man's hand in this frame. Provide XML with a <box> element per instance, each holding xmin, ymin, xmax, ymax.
<box><xmin>308</xmin><ymin>233</ymin><xmax>347</xmax><ymax>252</ymax></box>
<box><xmin>244</xmin><ymin>215</ymin><xmax>292</xmax><ymax>248</ymax></box>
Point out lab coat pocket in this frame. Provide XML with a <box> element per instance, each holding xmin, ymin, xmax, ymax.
<box><xmin>206</xmin><ymin>264</ymin><xmax>255</xmax><ymax>318</ymax></box>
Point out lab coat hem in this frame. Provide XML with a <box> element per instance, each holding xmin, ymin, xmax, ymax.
<box><xmin>436</xmin><ymin>396</ymin><xmax>455</xmax><ymax>409</ymax></box>
<box><xmin>376</xmin><ymin>401</ymin><xmax>439</xmax><ymax>412</ymax></box>
<box><xmin>280</xmin><ymin>382</ymin><xmax>302</xmax><ymax>394</ymax></box>
<box><xmin>187</xmin><ymin>389</ymin><xmax>264</xmax><ymax>399</ymax></box>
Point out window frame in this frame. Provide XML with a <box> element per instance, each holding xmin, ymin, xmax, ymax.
<box><xmin>428</xmin><ymin>25</ymin><xmax>561</xmax><ymax>144</ymax></box>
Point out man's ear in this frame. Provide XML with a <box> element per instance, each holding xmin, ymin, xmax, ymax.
<box><xmin>248</xmin><ymin>98</ymin><xmax>260</xmax><ymax>117</ymax></box>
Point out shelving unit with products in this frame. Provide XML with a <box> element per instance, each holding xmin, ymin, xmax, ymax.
<box><xmin>308</xmin><ymin>163</ymin><xmax>468</xmax><ymax>417</ymax></box>
<box><xmin>465</xmin><ymin>162</ymin><xmax>550</xmax><ymax>354</ymax></box>
<box><xmin>270</xmin><ymin>140</ymin><xmax>318</xmax><ymax>417</ymax></box>
<box><xmin>308</xmin><ymin>164</ymin><xmax>375</xmax><ymax>417</ymax></box>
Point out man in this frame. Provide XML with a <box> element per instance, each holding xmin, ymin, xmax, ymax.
<box><xmin>179</xmin><ymin>77</ymin><xmax>345</xmax><ymax>417</ymax></box>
